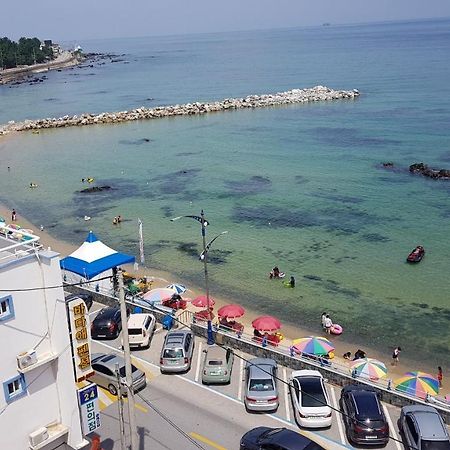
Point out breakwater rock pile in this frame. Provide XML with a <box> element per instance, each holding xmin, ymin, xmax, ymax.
<box><xmin>0</xmin><ymin>86</ymin><xmax>359</xmax><ymax>136</ymax></box>
<box><xmin>409</xmin><ymin>162</ymin><xmax>450</xmax><ymax>180</ymax></box>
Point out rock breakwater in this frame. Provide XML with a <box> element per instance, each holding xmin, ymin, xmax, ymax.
<box><xmin>0</xmin><ymin>86</ymin><xmax>359</xmax><ymax>136</ymax></box>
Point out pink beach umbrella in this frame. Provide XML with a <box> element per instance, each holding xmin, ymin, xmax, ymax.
<box><xmin>217</xmin><ymin>304</ymin><xmax>245</xmax><ymax>319</ymax></box>
<box><xmin>142</xmin><ymin>288</ymin><xmax>176</xmax><ymax>304</ymax></box>
<box><xmin>192</xmin><ymin>295</ymin><xmax>216</xmax><ymax>308</ymax></box>
<box><xmin>252</xmin><ymin>315</ymin><xmax>281</xmax><ymax>333</ymax></box>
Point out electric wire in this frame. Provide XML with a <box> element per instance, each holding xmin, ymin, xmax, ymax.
<box><xmin>0</xmin><ymin>274</ymin><xmax>113</xmax><ymax>292</ymax></box>
<box><xmin>141</xmin><ymin>301</ymin><xmax>408</xmax><ymax>448</ymax></box>
<box><xmin>135</xmin><ymin>391</ymin><xmax>206</xmax><ymax>450</ymax></box>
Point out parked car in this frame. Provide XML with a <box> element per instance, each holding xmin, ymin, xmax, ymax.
<box><xmin>244</xmin><ymin>358</ymin><xmax>279</xmax><ymax>412</ymax></box>
<box><xmin>399</xmin><ymin>405</ymin><xmax>450</xmax><ymax>450</ymax></box>
<box><xmin>340</xmin><ymin>384</ymin><xmax>389</xmax><ymax>446</ymax></box>
<box><xmin>65</xmin><ymin>293</ymin><xmax>94</xmax><ymax>310</ymax></box>
<box><xmin>159</xmin><ymin>329</ymin><xmax>195</xmax><ymax>373</ymax></box>
<box><xmin>91</xmin><ymin>306</ymin><xmax>129</xmax><ymax>339</ymax></box>
<box><xmin>240</xmin><ymin>427</ymin><xmax>325</xmax><ymax>450</ymax></box>
<box><xmin>201</xmin><ymin>345</ymin><xmax>234</xmax><ymax>384</ymax></box>
<box><xmin>126</xmin><ymin>313</ymin><xmax>156</xmax><ymax>349</ymax></box>
<box><xmin>290</xmin><ymin>370</ymin><xmax>332</xmax><ymax>428</ymax></box>
<box><xmin>90</xmin><ymin>352</ymin><xmax>146</xmax><ymax>396</ymax></box>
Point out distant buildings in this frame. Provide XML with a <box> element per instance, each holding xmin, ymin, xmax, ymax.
<box><xmin>0</xmin><ymin>225</ymin><xmax>88</xmax><ymax>450</ymax></box>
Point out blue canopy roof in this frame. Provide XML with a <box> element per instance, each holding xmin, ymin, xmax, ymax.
<box><xmin>60</xmin><ymin>231</ymin><xmax>135</xmax><ymax>279</ymax></box>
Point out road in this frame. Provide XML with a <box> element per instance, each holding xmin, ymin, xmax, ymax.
<box><xmin>87</xmin><ymin>303</ymin><xmax>408</xmax><ymax>450</ymax></box>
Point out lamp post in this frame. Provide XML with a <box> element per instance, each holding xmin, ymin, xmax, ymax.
<box><xmin>171</xmin><ymin>210</ymin><xmax>227</xmax><ymax>345</ymax></box>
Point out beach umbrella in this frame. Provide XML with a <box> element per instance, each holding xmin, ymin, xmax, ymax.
<box><xmin>395</xmin><ymin>371</ymin><xmax>439</xmax><ymax>399</ymax></box>
<box><xmin>350</xmin><ymin>358</ymin><xmax>388</xmax><ymax>380</ymax></box>
<box><xmin>142</xmin><ymin>288</ymin><xmax>176</xmax><ymax>304</ymax></box>
<box><xmin>191</xmin><ymin>295</ymin><xmax>215</xmax><ymax>308</ymax></box>
<box><xmin>166</xmin><ymin>283</ymin><xmax>187</xmax><ymax>294</ymax></box>
<box><xmin>292</xmin><ymin>336</ymin><xmax>335</xmax><ymax>356</ymax></box>
<box><xmin>252</xmin><ymin>316</ymin><xmax>281</xmax><ymax>333</ymax></box>
<box><xmin>218</xmin><ymin>304</ymin><xmax>245</xmax><ymax>319</ymax></box>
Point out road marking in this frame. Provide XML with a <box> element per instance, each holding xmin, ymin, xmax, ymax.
<box><xmin>123</xmin><ymin>398</ymin><xmax>149</xmax><ymax>414</ymax></box>
<box><xmin>189</xmin><ymin>432</ymin><xmax>227</xmax><ymax>450</ymax></box>
<box><xmin>330</xmin><ymin>386</ymin><xmax>346</xmax><ymax>445</ymax></box>
<box><xmin>195</xmin><ymin>341</ymin><xmax>203</xmax><ymax>382</ymax></box>
<box><xmin>283</xmin><ymin>367</ymin><xmax>291</xmax><ymax>422</ymax></box>
<box><xmin>383</xmin><ymin>404</ymin><xmax>402</xmax><ymax>450</ymax></box>
<box><xmin>238</xmin><ymin>354</ymin><xmax>244</xmax><ymax>401</ymax></box>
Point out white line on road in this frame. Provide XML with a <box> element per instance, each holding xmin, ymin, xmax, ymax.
<box><xmin>330</xmin><ymin>386</ymin><xmax>346</xmax><ymax>445</ymax></box>
<box><xmin>383</xmin><ymin>404</ymin><xmax>402</xmax><ymax>450</ymax></box>
<box><xmin>283</xmin><ymin>368</ymin><xmax>291</xmax><ymax>422</ymax></box>
<box><xmin>238</xmin><ymin>353</ymin><xmax>244</xmax><ymax>401</ymax></box>
<box><xmin>195</xmin><ymin>341</ymin><xmax>202</xmax><ymax>383</ymax></box>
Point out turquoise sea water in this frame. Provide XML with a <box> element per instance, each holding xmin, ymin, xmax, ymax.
<box><xmin>1</xmin><ymin>19</ymin><xmax>449</xmax><ymax>367</ymax></box>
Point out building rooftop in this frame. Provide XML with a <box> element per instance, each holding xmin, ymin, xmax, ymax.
<box><xmin>0</xmin><ymin>223</ymin><xmax>42</xmax><ymax>268</ymax></box>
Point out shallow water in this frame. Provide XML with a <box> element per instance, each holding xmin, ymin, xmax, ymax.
<box><xmin>1</xmin><ymin>18</ymin><xmax>449</xmax><ymax>367</ymax></box>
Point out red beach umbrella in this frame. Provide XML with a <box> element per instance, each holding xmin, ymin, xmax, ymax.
<box><xmin>192</xmin><ymin>295</ymin><xmax>216</xmax><ymax>308</ymax></box>
<box><xmin>218</xmin><ymin>304</ymin><xmax>245</xmax><ymax>319</ymax></box>
<box><xmin>252</xmin><ymin>315</ymin><xmax>281</xmax><ymax>333</ymax></box>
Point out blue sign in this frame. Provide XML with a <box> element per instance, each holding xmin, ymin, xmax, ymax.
<box><xmin>78</xmin><ymin>384</ymin><xmax>98</xmax><ymax>406</ymax></box>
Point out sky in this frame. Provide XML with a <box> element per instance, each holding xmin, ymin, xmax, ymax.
<box><xmin>2</xmin><ymin>0</ymin><xmax>450</xmax><ymax>42</ymax></box>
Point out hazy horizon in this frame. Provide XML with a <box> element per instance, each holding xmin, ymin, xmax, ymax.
<box><xmin>2</xmin><ymin>0</ymin><xmax>450</xmax><ymax>42</ymax></box>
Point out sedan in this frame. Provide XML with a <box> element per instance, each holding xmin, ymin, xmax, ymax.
<box><xmin>65</xmin><ymin>292</ymin><xmax>94</xmax><ymax>310</ymax></box>
<box><xmin>244</xmin><ymin>358</ymin><xmax>279</xmax><ymax>412</ymax></box>
<box><xmin>91</xmin><ymin>306</ymin><xmax>129</xmax><ymax>339</ymax></box>
<box><xmin>240</xmin><ymin>427</ymin><xmax>325</xmax><ymax>450</ymax></box>
<box><xmin>399</xmin><ymin>404</ymin><xmax>450</xmax><ymax>450</ymax></box>
<box><xmin>290</xmin><ymin>370</ymin><xmax>332</xmax><ymax>428</ymax></box>
<box><xmin>340</xmin><ymin>384</ymin><xmax>389</xmax><ymax>446</ymax></box>
<box><xmin>201</xmin><ymin>345</ymin><xmax>234</xmax><ymax>384</ymax></box>
<box><xmin>90</xmin><ymin>352</ymin><xmax>146</xmax><ymax>396</ymax></box>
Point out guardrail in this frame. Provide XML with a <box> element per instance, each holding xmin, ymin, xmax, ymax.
<box><xmin>65</xmin><ymin>285</ymin><xmax>450</xmax><ymax>423</ymax></box>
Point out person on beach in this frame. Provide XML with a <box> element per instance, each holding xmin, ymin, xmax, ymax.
<box><xmin>289</xmin><ymin>276</ymin><xmax>295</xmax><ymax>288</ymax></box>
<box><xmin>437</xmin><ymin>366</ymin><xmax>443</xmax><ymax>387</ymax></box>
<box><xmin>113</xmin><ymin>216</ymin><xmax>118</xmax><ymax>225</ymax></box>
<box><xmin>392</xmin><ymin>346</ymin><xmax>401</xmax><ymax>366</ymax></box>
<box><xmin>321</xmin><ymin>312</ymin><xmax>327</xmax><ymax>330</ymax></box>
<box><xmin>11</xmin><ymin>209</ymin><xmax>16</xmax><ymax>221</ymax></box>
<box><xmin>343</xmin><ymin>352</ymin><xmax>352</xmax><ymax>360</ymax></box>
<box><xmin>269</xmin><ymin>266</ymin><xmax>280</xmax><ymax>279</ymax></box>
<box><xmin>324</xmin><ymin>314</ymin><xmax>333</xmax><ymax>334</ymax></box>
<box><xmin>117</xmin><ymin>215</ymin><xmax>122</xmax><ymax>223</ymax></box>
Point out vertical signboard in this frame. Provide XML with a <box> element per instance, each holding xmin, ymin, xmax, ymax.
<box><xmin>68</xmin><ymin>298</ymin><xmax>94</xmax><ymax>381</ymax></box>
<box><xmin>78</xmin><ymin>384</ymin><xmax>101</xmax><ymax>434</ymax></box>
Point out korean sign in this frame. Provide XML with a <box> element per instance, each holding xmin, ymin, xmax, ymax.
<box><xmin>78</xmin><ymin>384</ymin><xmax>101</xmax><ymax>434</ymax></box>
<box><xmin>68</xmin><ymin>297</ymin><xmax>94</xmax><ymax>381</ymax></box>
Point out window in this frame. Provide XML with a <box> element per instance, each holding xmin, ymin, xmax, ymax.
<box><xmin>0</xmin><ymin>296</ymin><xmax>15</xmax><ymax>322</ymax></box>
<box><xmin>3</xmin><ymin>374</ymin><xmax>26</xmax><ymax>403</ymax></box>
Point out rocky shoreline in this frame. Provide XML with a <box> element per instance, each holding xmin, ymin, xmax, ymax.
<box><xmin>0</xmin><ymin>86</ymin><xmax>359</xmax><ymax>136</ymax></box>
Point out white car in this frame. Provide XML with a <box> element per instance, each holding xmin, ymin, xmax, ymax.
<box><xmin>289</xmin><ymin>370</ymin><xmax>332</xmax><ymax>428</ymax></box>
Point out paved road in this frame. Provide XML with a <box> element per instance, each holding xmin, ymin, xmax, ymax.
<box><xmin>88</xmin><ymin>303</ymin><xmax>408</xmax><ymax>450</ymax></box>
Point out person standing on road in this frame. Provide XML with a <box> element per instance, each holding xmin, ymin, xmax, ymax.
<box><xmin>392</xmin><ymin>346</ymin><xmax>401</xmax><ymax>366</ymax></box>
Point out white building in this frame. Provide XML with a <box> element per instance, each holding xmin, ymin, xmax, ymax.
<box><xmin>0</xmin><ymin>225</ymin><xmax>88</xmax><ymax>450</ymax></box>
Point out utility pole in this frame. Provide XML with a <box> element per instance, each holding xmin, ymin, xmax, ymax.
<box><xmin>115</xmin><ymin>364</ymin><xmax>127</xmax><ymax>450</ymax></box>
<box><xmin>118</xmin><ymin>269</ymin><xmax>138</xmax><ymax>450</ymax></box>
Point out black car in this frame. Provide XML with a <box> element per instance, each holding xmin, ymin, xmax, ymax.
<box><xmin>240</xmin><ymin>427</ymin><xmax>325</xmax><ymax>450</ymax></box>
<box><xmin>91</xmin><ymin>306</ymin><xmax>128</xmax><ymax>339</ymax></box>
<box><xmin>340</xmin><ymin>385</ymin><xmax>389</xmax><ymax>446</ymax></box>
<box><xmin>65</xmin><ymin>293</ymin><xmax>94</xmax><ymax>310</ymax></box>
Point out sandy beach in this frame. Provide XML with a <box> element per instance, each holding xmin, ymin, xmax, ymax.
<box><xmin>1</xmin><ymin>202</ymin><xmax>447</xmax><ymax>394</ymax></box>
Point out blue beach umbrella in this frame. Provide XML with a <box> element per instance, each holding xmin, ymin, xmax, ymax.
<box><xmin>166</xmin><ymin>283</ymin><xmax>187</xmax><ymax>294</ymax></box>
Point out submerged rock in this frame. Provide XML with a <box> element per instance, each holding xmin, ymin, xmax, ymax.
<box><xmin>409</xmin><ymin>162</ymin><xmax>450</xmax><ymax>179</ymax></box>
<box><xmin>79</xmin><ymin>185</ymin><xmax>112</xmax><ymax>193</ymax></box>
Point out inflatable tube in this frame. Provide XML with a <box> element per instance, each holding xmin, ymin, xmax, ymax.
<box><xmin>330</xmin><ymin>323</ymin><xmax>343</xmax><ymax>335</ymax></box>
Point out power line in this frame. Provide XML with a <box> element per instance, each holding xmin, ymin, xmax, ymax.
<box><xmin>0</xmin><ymin>275</ymin><xmax>113</xmax><ymax>293</ymax></box>
<box><xmin>142</xmin><ymin>301</ymin><xmax>407</xmax><ymax>448</ymax></box>
<box><xmin>135</xmin><ymin>391</ymin><xmax>206</xmax><ymax>450</ymax></box>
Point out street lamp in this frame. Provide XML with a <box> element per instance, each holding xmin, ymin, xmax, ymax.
<box><xmin>171</xmin><ymin>210</ymin><xmax>227</xmax><ymax>345</ymax></box>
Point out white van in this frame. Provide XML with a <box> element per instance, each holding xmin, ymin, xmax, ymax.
<box><xmin>126</xmin><ymin>313</ymin><xmax>156</xmax><ymax>348</ymax></box>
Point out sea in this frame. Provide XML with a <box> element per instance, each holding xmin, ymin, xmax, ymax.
<box><xmin>1</xmin><ymin>18</ymin><xmax>449</xmax><ymax>368</ymax></box>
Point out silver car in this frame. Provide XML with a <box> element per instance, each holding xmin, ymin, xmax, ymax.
<box><xmin>244</xmin><ymin>358</ymin><xmax>279</xmax><ymax>412</ymax></box>
<box><xmin>159</xmin><ymin>329</ymin><xmax>195</xmax><ymax>373</ymax></box>
<box><xmin>90</xmin><ymin>353</ymin><xmax>147</xmax><ymax>396</ymax></box>
<box><xmin>201</xmin><ymin>346</ymin><xmax>234</xmax><ymax>384</ymax></box>
<box><xmin>399</xmin><ymin>405</ymin><xmax>450</xmax><ymax>450</ymax></box>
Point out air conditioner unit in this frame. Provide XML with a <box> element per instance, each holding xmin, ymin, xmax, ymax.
<box><xmin>29</xmin><ymin>427</ymin><xmax>49</xmax><ymax>447</ymax></box>
<box><xmin>17</xmin><ymin>349</ymin><xmax>38</xmax><ymax>369</ymax></box>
